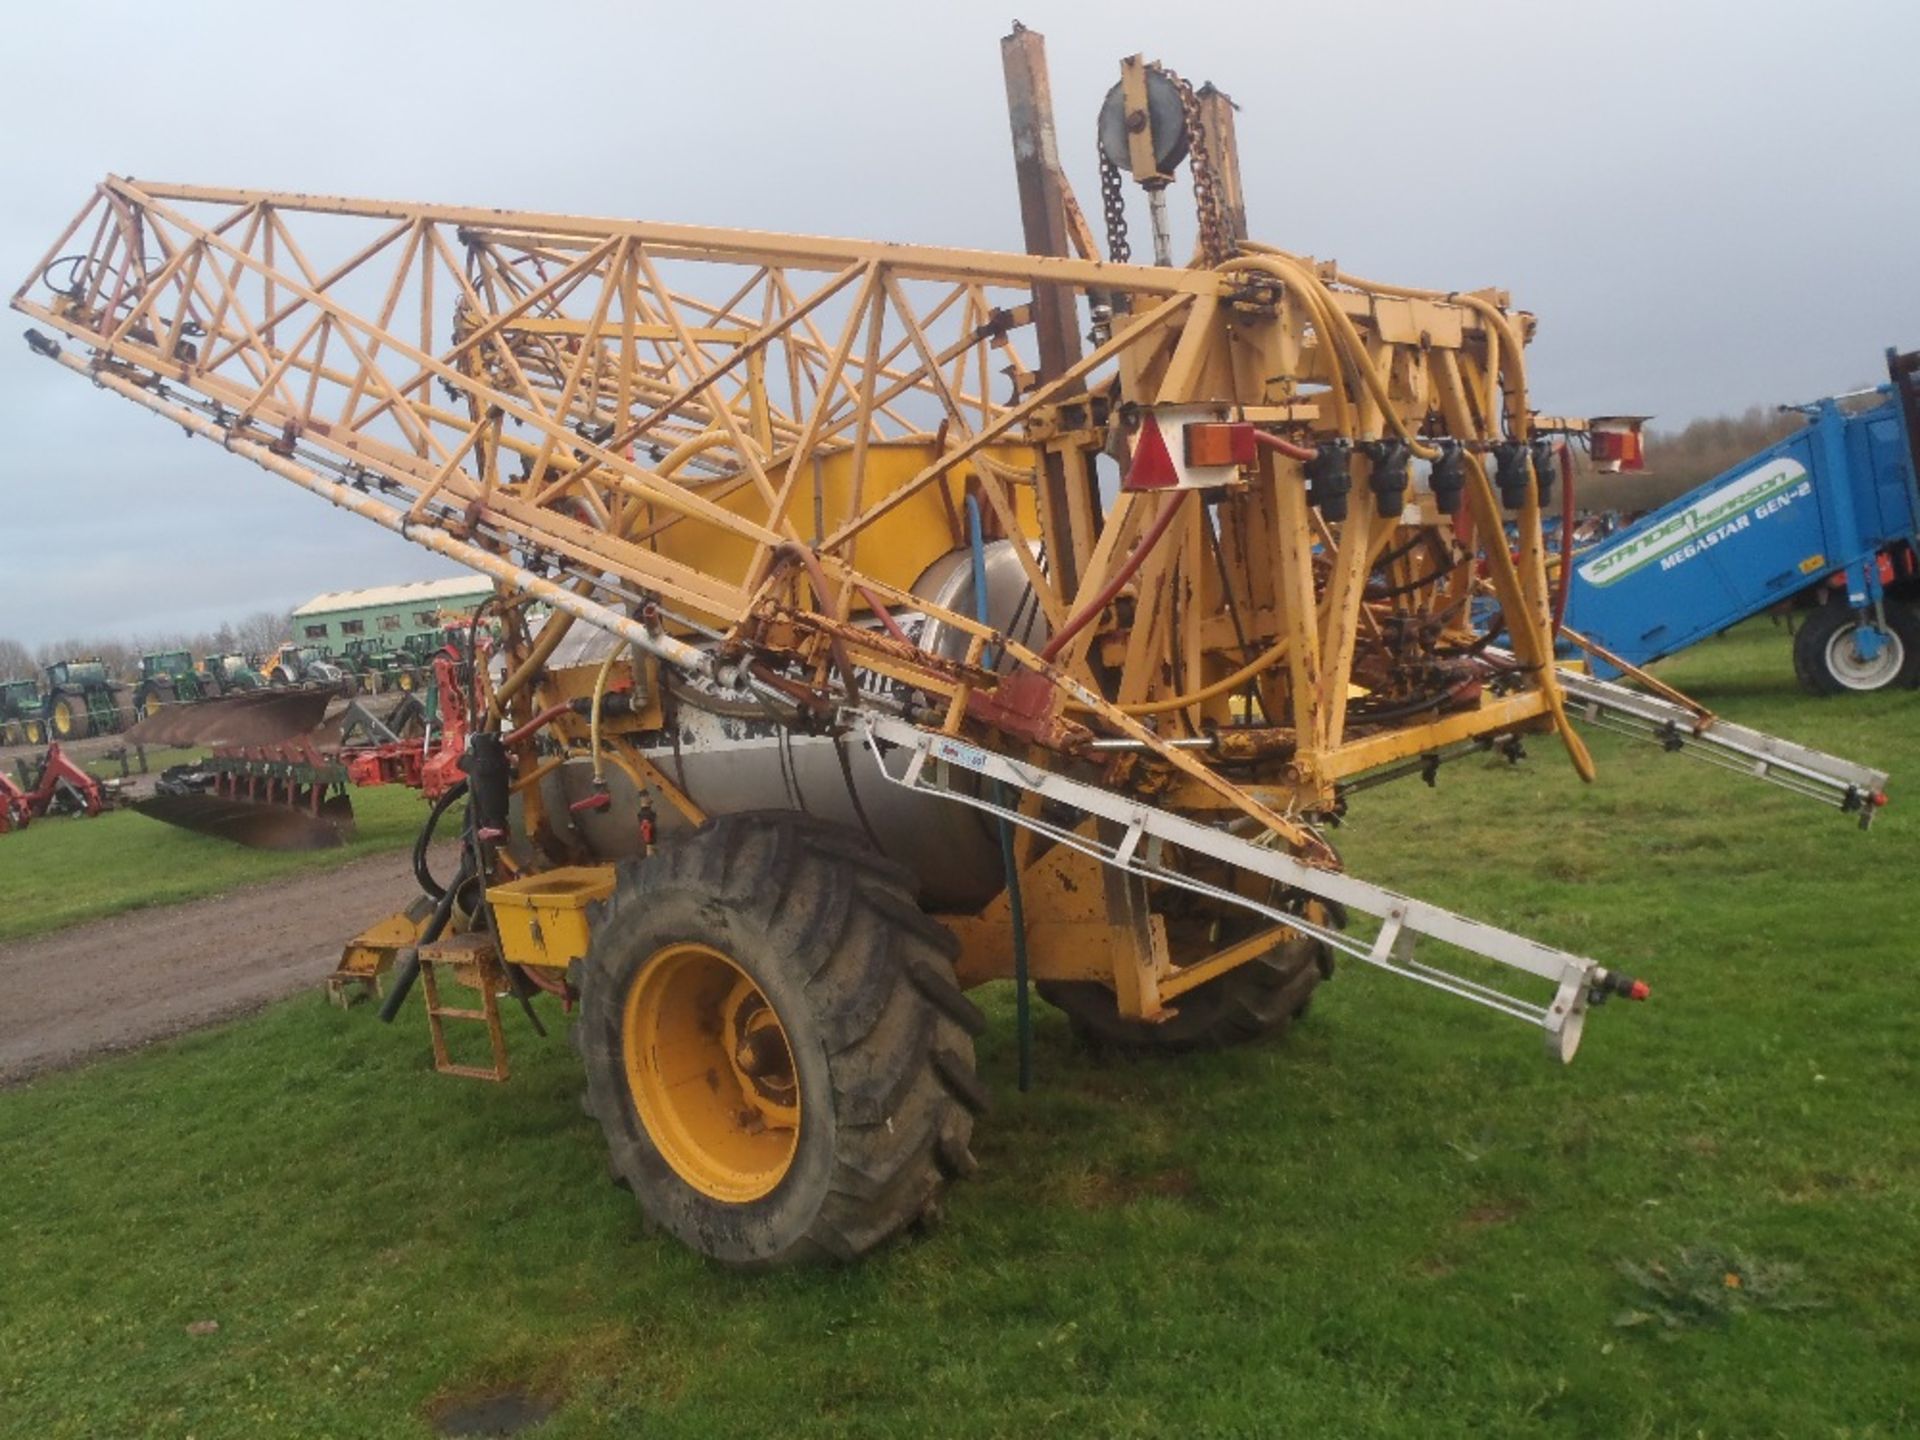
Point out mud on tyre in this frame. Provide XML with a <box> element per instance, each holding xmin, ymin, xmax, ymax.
<box><xmin>571</xmin><ymin>811</ymin><xmax>988</xmax><ymax>1268</ymax></box>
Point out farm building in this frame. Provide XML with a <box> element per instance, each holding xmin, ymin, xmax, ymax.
<box><xmin>290</xmin><ymin>576</ymin><xmax>492</xmax><ymax>655</ymax></box>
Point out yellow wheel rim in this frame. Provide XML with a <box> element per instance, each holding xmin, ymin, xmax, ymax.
<box><xmin>143</xmin><ymin>693</ymin><xmax>162</xmax><ymax>718</ymax></box>
<box><xmin>53</xmin><ymin>699</ymin><xmax>74</xmax><ymax>735</ymax></box>
<box><xmin>622</xmin><ymin>942</ymin><xmax>800</xmax><ymax>1203</ymax></box>
<box><xmin>398</xmin><ymin>671</ymin><xmax>415</xmax><ymax>691</ymax></box>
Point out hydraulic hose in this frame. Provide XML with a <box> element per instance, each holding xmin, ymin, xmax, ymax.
<box><xmin>588</xmin><ymin>646</ymin><xmax>620</xmax><ymax>789</ymax></box>
<box><xmin>1552</xmin><ymin>443</ymin><xmax>1576</xmax><ymax>639</ymax></box>
<box><xmin>1040</xmin><ymin>490</ymin><xmax>1191</xmax><ymax>664</ymax></box>
<box><xmin>1120</xmin><ymin>631</ymin><xmax>1291</xmax><ymax>716</ymax></box>
<box><xmin>1252</xmin><ymin>430</ymin><xmax>1318</xmax><ymax>463</ymax></box>
<box><xmin>967</xmin><ymin>495</ymin><xmax>1032</xmax><ymax>1093</ymax></box>
<box><xmin>412</xmin><ymin>777</ymin><xmax>469</xmax><ymax>902</ymax></box>
<box><xmin>379</xmin><ymin>846</ymin><xmax>473</xmax><ymax>1023</ymax></box>
<box><xmin>1220</xmin><ymin>253</ymin><xmax>1438</xmax><ymax>458</ymax></box>
<box><xmin>1239</xmin><ymin>241</ymin><xmax>1534</xmax><ymax>443</ymax></box>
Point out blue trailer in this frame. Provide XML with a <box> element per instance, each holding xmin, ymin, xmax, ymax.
<box><xmin>1563</xmin><ymin>348</ymin><xmax>1920</xmax><ymax>693</ymax></box>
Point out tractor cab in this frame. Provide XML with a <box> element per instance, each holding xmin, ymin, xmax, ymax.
<box><xmin>133</xmin><ymin>649</ymin><xmax>208</xmax><ymax>713</ymax></box>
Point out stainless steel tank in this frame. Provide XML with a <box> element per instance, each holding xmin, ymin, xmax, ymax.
<box><xmin>514</xmin><ymin>540</ymin><xmax>1046</xmax><ymax>913</ymax></box>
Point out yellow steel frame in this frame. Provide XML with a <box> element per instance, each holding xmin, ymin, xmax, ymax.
<box><xmin>13</xmin><ymin>139</ymin><xmax>1596</xmax><ymax>1021</ymax></box>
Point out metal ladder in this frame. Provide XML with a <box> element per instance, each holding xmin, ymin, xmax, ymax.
<box><xmin>416</xmin><ymin>933</ymin><xmax>511</xmax><ymax>1082</ymax></box>
<box><xmin>859</xmin><ymin>712</ymin><xmax>1641</xmax><ymax>1063</ymax></box>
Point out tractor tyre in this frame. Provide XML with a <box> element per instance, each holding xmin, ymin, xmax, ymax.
<box><xmin>1040</xmin><ymin>929</ymin><xmax>1334</xmax><ymax>1056</ymax></box>
<box><xmin>396</xmin><ymin>668</ymin><xmax>417</xmax><ymax>693</ymax></box>
<box><xmin>1793</xmin><ymin>601</ymin><xmax>1920</xmax><ymax>695</ymax></box>
<box><xmin>571</xmin><ymin>811</ymin><xmax>988</xmax><ymax>1269</ymax></box>
<box><xmin>24</xmin><ymin>717</ymin><xmax>46</xmax><ymax>746</ymax></box>
<box><xmin>48</xmin><ymin>692</ymin><xmax>94</xmax><ymax>740</ymax></box>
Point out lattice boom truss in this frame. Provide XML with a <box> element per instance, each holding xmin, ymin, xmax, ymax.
<box><xmin>14</xmin><ymin>177</ymin><xmax>1593</xmax><ymax>852</ymax></box>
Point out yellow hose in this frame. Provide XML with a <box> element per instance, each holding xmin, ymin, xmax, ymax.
<box><xmin>1234</xmin><ymin>242</ymin><xmax>1531</xmax><ymax>444</ymax></box>
<box><xmin>1297</xmin><ymin>254</ymin><xmax>1530</xmax><ymax>441</ymax></box>
<box><xmin>1219</xmin><ymin>254</ymin><xmax>1436</xmax><ymax>459</ymax></box>
<box><xmin>588</xmin><ymin>645</ymin><xmax>620</xmax><ymax>788</ymax></box>
<box><xmin>1120</xmin><ymin>632</ymin><xmax>1292</xmax><ymax>716</ymax></box>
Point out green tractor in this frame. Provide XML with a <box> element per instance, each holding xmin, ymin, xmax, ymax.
<box><xmin>41</xmin><ymin>659</ymin><xmax>123</xmax><ymax>740</ymax></box>
<box><xmin>201</xmin><ymin>653</ymin><xmax>265</xmax><ymax>692</ymax></box>
<box><xmin>341</xmin><ymin>637</ymin><xmax>414</xmax><ymax>694</ymax></box>
<box><xmin>131</xmin><ymin>650</ymin><xmax>211</xmax><ymax>718</ymax></box>
<box><xmin>0</xmin><ymin>679</ymin><xmax>47</xmax><ymax>747</ymax></box>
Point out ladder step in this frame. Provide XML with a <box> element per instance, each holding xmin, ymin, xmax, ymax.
<box><xmin>437</xmin><ymin>1063</ymin><xmax>509</xmax><ymax>1083</ymax></box>
<box><xmin>417</xmin><ymin>948</ymin><xmax>510</xmax><ymax>1082</ymax></box>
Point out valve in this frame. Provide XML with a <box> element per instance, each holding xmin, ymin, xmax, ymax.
<box><xmin>568</xmin><ymin>785</ymin><xmax>612</xmax><ymax>816</ymax></box>
<box><xmin>459</xmin><ymin>732</ymin><xmax>512</xmax><ymax>841</ymax></box>
<box><xmin>1492</xmin><ymin>442</ymin><xmax>1530</xmax><ymax>511</ymax></box>
<box><xmin>1305</xmin><ymin>440</ymin><xmax>1354</xmax><ymax>522</ymax></box>
<box><xmin>1530</xmin><ymin>438</ymin><xmax>1559</xmax><ymax>507</ymax></box>
<box><xmin>1360</xmin><ymin>440</ymin><xmax>1412</xmax><ymax>519</ymax></box>
<box><xmin>1428</xmin><ymin>441</ymin><xmax>1467</xmax><ymax>517</ymax></box>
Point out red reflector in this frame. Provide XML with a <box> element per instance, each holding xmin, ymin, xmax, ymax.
<box><xmin>1124</xmin><ymin>414</ymin><xmax>1180</xmax><ymax>491</ymax></box>
<box><xmin>1628</xmin><ymin>980</ymin><xmax>1650</xmax><ymax>1001</ymax></box>
<box><xmin>1591</xmin><ymin>429</ymin><xmax>1646</xmax><ymax>472</ymax></box>
<box><xmin>1184</xmin><ymin>421</ymin><xmax>1257</xmax><ymax>469</ymax></box>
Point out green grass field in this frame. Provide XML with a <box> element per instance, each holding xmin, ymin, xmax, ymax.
<box><xmin>2</xmin><ymin>618</ymin><xmax>1914</xmax><ymax>1438</ymax></box>
<box><xmin>0</xmin><ymin>782</ymin><xmax>428</xmax><ymax>941</ymax></box>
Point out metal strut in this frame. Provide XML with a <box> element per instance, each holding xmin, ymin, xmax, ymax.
<box><xmin>1544</xmin><ymin>663</ymin><xmax>1892</xmax><ymax>825</ymax></box>
<box><xmin>858</xmin><ymin>713</ymin><xmax>1643</xmax><ymax>1063</ymax></box>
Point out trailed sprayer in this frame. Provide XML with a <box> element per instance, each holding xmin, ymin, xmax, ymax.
<box><xmin>11</xmin><ymin>32</ymin><xmax>1886</xmax><ymax>1265</ymax></box>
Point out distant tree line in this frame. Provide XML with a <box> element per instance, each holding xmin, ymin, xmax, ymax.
<box><xmin>0</xmin><ymin>609</ymin><xmax>293</xmax><ymax>683</ymax></box>
<box><xmin>1641</xmin><ymin>406</ymin><xmax>1806</xmax><ymax>491</ymax></box>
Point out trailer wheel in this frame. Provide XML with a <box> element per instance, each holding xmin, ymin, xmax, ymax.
<box><xmin>1041</xmin><ymin>928</ymin><xmax>1334</xmax><ymax>1055</ymax></box>
<box><xmin>572</xmin><ymin>812</ymin><xmax>987</xmax><ymax>1268</ymax></box>
<box><xmin>1793</xmin><ymin>602</ymin><xmax>1920</xmax><ymax>694</ymax></box>
<box><xmin>48</xmin><ymin>692</ymin><xmax>94</xmax><ymax>739</ymax></box>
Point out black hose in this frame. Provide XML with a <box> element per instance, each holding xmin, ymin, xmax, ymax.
<box><xmin>412</xmin><ymin>778</ymin><xmax>469</xmax><ymax>902</ymax></box>
<box><xmin>378</xmin><ymin>848</ymin><xmax>473</xmax><ymax>1023</ymax></box>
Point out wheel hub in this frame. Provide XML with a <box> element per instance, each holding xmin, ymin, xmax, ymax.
<box><xmin>1826</xmin><ymin>622</ymin><xmax>1905</xmax><ymax>690</ymax></box>
<box><xmin>622</xmin><ymin>943</ymin><xmax>800</xmax><ymax>1203</ymax></box>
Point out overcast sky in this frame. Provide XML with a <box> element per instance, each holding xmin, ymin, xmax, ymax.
<box><xmin>2</xmin><ymin>0</ymin><xmax>1916</xmax><ymax>647</ymax></box>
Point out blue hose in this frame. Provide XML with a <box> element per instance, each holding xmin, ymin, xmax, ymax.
<box><xmin>966</xmin><ymin>495</ymin><xmax>1032</xmax><ymax>1092</ymax></box>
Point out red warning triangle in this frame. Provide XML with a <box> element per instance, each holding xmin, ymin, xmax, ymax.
<box><xmin>1123</xmin><ymin>413</ymin><xmax>1180</xmax><ymax>491</ymax></box>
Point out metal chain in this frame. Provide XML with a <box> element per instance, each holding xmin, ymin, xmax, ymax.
<box><xmin>1098</xmin><ymin>149</ymin><xmax>1132</xmax><ymax>265</ymax></box>
<box><xmin>1157</xmin><ymin>66</ymin><xmax>1234</xmax><ymax>269</ymax></box>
